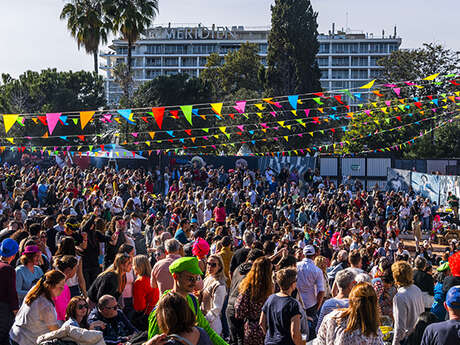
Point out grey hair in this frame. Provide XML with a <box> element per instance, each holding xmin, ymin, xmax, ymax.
<box><xmin>415</xmin><ymin>256</ymin><xmax>427</xmax><ymax>270</ymax></box>
<box><xmin>336</xmin><ymin>269</ymin><xmax>356</xmax><ymax>290</ymax></box>
<box><xmin>165</xmin><ymin>238</ymin><xmax>181</xmax><ymax>253</ymax></box>
<box><xmin>355</xmin><ymin>273</ymin><xmax>372</xmax><ymax>284</ymax></box>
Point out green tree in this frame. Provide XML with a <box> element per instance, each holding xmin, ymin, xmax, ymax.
<box><xmin>104</xmin><ymin>0</ymin><xmax>159</xmax><ymax>75</ymax></box>
<box><xmin>112</xmin><ymin>62</ymin><xmax>134</xmax><ymax>107</ymax></box>
<box><xmin>265</xmin><ymin>0</ymin><xmax>322</xmax><ymax>96</ymax></box>
<box><xmin>0</xmin><ymin>69</ymin><xmax>106</xmax><ymax>146</ymax></box>
<box><xmin>341</xmin><ymin>43</ymin><xmax>460</xmax><ymax>157</ymax></box>
<box><xmin>60</xmin><ymin>0</ymin><xmax>110</xmax><ymax>74</ymax></box>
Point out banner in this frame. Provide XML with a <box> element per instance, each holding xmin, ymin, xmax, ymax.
<box><xmin>258</xmin><ymin>156</ymin><xmax>316</xmax><ymax>177</ymax></box>
<box><xmin>439</xmin><ymin>175</ymin><xmax>460</xmax><ymax>207</ymax></box>
<box><xmin>412</xmin><ymin>172</ymin><xmax>440</xmax><ymax>204</ymax></box>
<box><xmin>386</xmin><ymin>168</ymin><xmax>411</xmax><ymax>192</ymax></box>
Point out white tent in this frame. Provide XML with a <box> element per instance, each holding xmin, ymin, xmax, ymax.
<box><xmin>82</xmin><ymin>144</ymin><xmax>147</xmax><ymax>160</ymax></box>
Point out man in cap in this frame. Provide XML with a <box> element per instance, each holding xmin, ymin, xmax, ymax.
<box><xmin>421</xmin><ymin>285</ymin><xmax>460</xmax><ymax>345</ymax></box>
<box><xmin>148</xmin><ymin>256</ymin><xmax>227</xmax><ymax>345</ymax></box>
<box><xmin>296</xmin><ymin>245</ymin><xmax>325</xmax><ymax>339</ymax></box>
<box><xmin>0</xmin><ymin>238</ymin><xmax>19</xmax><ymax>344</ymax></box>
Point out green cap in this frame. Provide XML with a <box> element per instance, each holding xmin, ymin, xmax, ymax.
<box><xmin>437</xmin><ymin>262</ymin><xmax>450</xmax><ymax>272</ymax></box>
<box><xmin>169</xmin><ymin>256</ymin><xmax>203</xmax><ymax>275</ymax></box>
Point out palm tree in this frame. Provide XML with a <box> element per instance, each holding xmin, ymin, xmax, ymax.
<box><xmin>60</xmin><ymin>0</ymin><xmax>109</xmax><ymax>74</ymax></box>
<box><xmin>104</xmin><ymin>0</ymin><xmax>159</xmax><ymax>74</ymax></box>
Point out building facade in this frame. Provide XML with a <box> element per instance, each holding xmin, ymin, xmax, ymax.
<box><xmin>100</xmin><ymin>24</ymin><xmax>402</xmax><ymax>104</ymax></box>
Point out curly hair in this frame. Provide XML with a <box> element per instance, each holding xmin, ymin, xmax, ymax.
<box><xmin>239</xmin><ymin>256</ymin><xmax>273</xmax><ymax>303</ymax></box>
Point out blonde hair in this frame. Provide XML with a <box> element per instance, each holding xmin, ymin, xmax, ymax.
<box><xmin>392</xmin><ymin>261</ymin><xmax>413</xmax><ymax>287</ymax></box>
<box><xmin>207</xmin><ymin>254</ymin><xmax>226</xmax><ymax>285</ymax></box>
<box><xmin>338</xmin><ymin>282</ymin><xmax>380</xmax><ymax>337</ymax></box>
<box><xmin>133</xmin><ymin>255</ymin><xmax>152</xmax><ymax>277</ymax></box>
<box><xmin>239</xmin><ymin>256</ymin><xmax>273</xmax><ymax>303</ymax></box>
<box><xmin>99</xmin><ymin>253</ymin><xmax>131</xmax><ymax>293</ymax></box>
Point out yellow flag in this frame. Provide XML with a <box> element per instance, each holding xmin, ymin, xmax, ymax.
<box><xmin>210</xmin><ymin>103</ymin><xmax>223</xmax><ymax>115</ymax></box>
<box><xmin>6</xmin><ymin>137</ymin><xmax>14</xmax><ymax>144</ymax></box>
<box><xmin>360</xmin><ymin>80</ymin><xmax>376</xmax><ymax>89</ymax></box>
<box><xmin>423</xmin><ymin>73</ymin><xmax>439</xmax><ymax>81</ymax></box>
<box><xmin>3</xmin><ymin>114</ymin><xmax>18</xmax><ymax>134</ymax></box>
<box><xmin>254</xmin><ymin>104</ymin><xmax>265</xmax><ymax>110</ymax></box>
<box><xmin>256</xmin><ymin>112</ymin><xmax>263</xmax><ymax>118</ymax></box>
<box><xmin>148</xmin><ymin>132</ymin><xmax>155</xmax><ymax>139</ymax></box>
<box><xmin>219</xmin><ymin>126</ymin><xmax>226</xmax><ymax>134</ymax></box>
<box><xmin>291</xmin><ymin>110</ymin><xmax>297</xmax><ymax>116</ymax></box>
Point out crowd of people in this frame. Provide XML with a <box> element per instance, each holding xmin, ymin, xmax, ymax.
<box><xmin>0</xmin><ymin>161</ymin><xmax>459</xmax><ymax>345</ymax></box>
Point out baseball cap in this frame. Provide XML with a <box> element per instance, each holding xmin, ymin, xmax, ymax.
<box><xmin>303</xmin><ymin>245</ymin><xmax>316</xmax><ymax>256</ymax></box>
<box><xmin>446</xmin><ymin>285</ymin><xmax>460</xmax><ymax>309</ymax></box>
<box><xmin>0</xmin><ymin>238</ymin><xmax>19</xmax><ymax>258</ymax></box>
<box><xmin>169</xmin><ymin>256</ymin><xmax>203</xmax><ymax>275</ymax></box>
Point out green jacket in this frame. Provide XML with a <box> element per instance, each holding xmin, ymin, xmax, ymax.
<box><xmin>148</xmin><ymin>290</ymin><xmax>228</xmax><ymax>345</ymax></box>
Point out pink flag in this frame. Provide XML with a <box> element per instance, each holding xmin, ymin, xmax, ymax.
<box><xmin>304</xmin><ymin>109</ymin><xmax>310</xmax><ymax>117</ymax></box>
<box><xmin>46</xmin><ymin>113</ymin><xmax>61</xmax><ymax>135</ymax></box>
<box><xmin>270</xmin><ymin>111</ymin><xmax>276</xmax><ymax>117</ymax></box>
<box><xmin>233</xmin><ymin>101</ymin><xmax>246</xmax><ymax>114</ymax></box>
<box><xmin>393</xmin><ymin>88</ymin><xmax>401</xmax><ymax>97</ymax></box>
<box><xmin>237</xmin><ymin>125</ymin><xmax>244</xmax><ymax>132</ymax></box>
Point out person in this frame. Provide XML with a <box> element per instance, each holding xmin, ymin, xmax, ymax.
<box><xmin>420</xmin><ymin>285</ymin><xmax>460</xmax><ymax>345</ymax></box>
<box><xmin>413</xmin><ymin>256</ymin><xmax>434</xmax><ymax>311</ymax></box>
<box><xmin>227</xmin><ymin>248</ymin><xmax>264</xmax><ymax>345</ymax></box>
<box><xmin>133</xmin><ymin>254</ymin><xmax>159</xmax><ymax>329</ymax></box>
<box><xmin>174</xmin><ymin>219</ymin><xmax>191</xmax><ymax>245</ymax></box>
<box><xmin>405</xmin><ymin>312</ymin><xmax>438</xmax><ymax>345</ymax></box>
<box><xmin>316</xmin><ymin>269</ymin><xmax>355</xmax><ymax>333</ymax></box>
<box><xmin>260</xmin><ymin>267</ymin><xmax>304</xmax><ymax>345</ymax></box>
<box><xmin>296</xmin><ymin>245</ymin><xmax>325</xmax><ymax>336</ymax></box>
<box><xmin>235</xmin><ymin>256</ymin><xmax>273</xmax><ymax>345</ymax></box>
<box><xmin>391</xmin><ymin>261</ymin><xmax>425</xmax><ymax>345</ymax></box>
<box><xmin>0</xmin><ymin>238</ymin><xmax>19</xmax><ymax>344</ymax></box>
<box><xmin>230</xmin><ymin>231</ymin><xmax>255</xmax><ymax>276</ymax></box>
<box><xmin>151</xmin><ymin>238</ymin><xmax>182</xmax><ymax>295</ymax></box>
<box><xmin>54</xmin><ymin>255</ymin><xmax>78</xmax><ymax>322</ymax></box>
<box><xmin>430</xmin><ymin>262</ymin><xmax>449</xmax><ymax>321</ymax></box>
<box><xmin>314</xmin><ymin>282</ymin><xmax>383</xmax><ymax>345</ymax></box>
<box><xmin>63</xmin><ymin>295</ymin><xmax>106</xmax><ymax>330</ymax></box>
<box><xmin>201</xmin><ymin>254</ymin><xmax>227</xmax><ymax>335</ymax></box>
<box><xmin>412</xmin><ymin>215</ymin><xmax>422</xmax><ymax>251</ymax></box>
<box><xmin>87</xmin><ymin>252</ymin><xmax>132</xmax><ymax>305</ymax></box>
<box><xmin>214</xmin><ymin>201</ymin><xmax>226</xmax><ymax>226</ymax></box>
<box><xmin>88</xmin><ymin>294</ymin><xmax>138</xmax><ymax>344</ymax></box>
<box><xmin>148</xmin><ymin>256</ymin><xmax>227</xmax><ymax>345</ymax></box>
<box><xmin>155</xmin><ymin>292</ymin><xmax>213</xmax><ymax>345</ymax></box>
<box><xmin>54</xmin><ymin>235</ymin><xmax>87</xmax><ymax>298</ymax></box>
<box><xmin>9</xmin><ymin>270</ymin><xmax>66</xmax><ymax>345</ymax></box>
<box><xmin>15</xmin><ymin>244</ymin><xmax>44</xmax><ymax>304</ymax></box>
<box><xmin>447</xmin><ymin>191</ymin><xmax>459</xmax><ymax>219</ymax></box>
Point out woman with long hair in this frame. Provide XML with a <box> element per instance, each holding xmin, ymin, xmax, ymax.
<box><xmin>200</xmin><ymin>254</ymin><xmax>227</xmax><ymax>335</ymax></box>
<box><xmin>315</xmin><ymin>282</ymin><xmax>383</xmax><ymax>345</ymax></box>
<box><xmin>235</xmin><ymin>256</ymin><xmax>273</xmax><ymax>345</ymax></box>
<box><xmin>63</xmin><ymin>296</ymin><xmax>105</xmax><ymax>330</ymax></box>
<box><xmin>87</xmin><ymin>253</ymin><xmax>132</xmax><ymax>306</ymax></box>
<box><xmin>132</xmin><ymin>254</ymin><xmax>159</xmax><ymax>330</ymax></box>
<box><xmin>54</xmin><ymin>236</ymin><xmax>87</xmax><ymax>298</ymax></box>
<box><xmin>10</xmin><ymin>270</ymin><xmax>66</xmax><ymax>345</ymax></box>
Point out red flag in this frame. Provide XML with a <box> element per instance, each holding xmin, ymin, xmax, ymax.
<box><xmin>152</xmin><ymin>107</ymin><xmax>165</xmax><ymax>129</ymax></box>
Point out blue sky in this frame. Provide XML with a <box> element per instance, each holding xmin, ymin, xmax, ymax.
<box><xmin>1</xmin><ymin>0</ymin><xmax>458</xmax><ymax>77</ymax></box>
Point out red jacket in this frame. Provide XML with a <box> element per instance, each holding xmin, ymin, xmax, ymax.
<box><xmin>133</xmin><ymin>276</ymin><xmax>159</xmax><ymax>313</ymax></box>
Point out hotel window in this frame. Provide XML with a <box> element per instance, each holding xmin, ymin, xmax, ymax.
<box><xmin>182</xmin><ymin>57</ymin><xmax>197</xmax><ymax>67</ymax></box>
<box><xmin>164</xmin><ymin>57</ymin><xmax>179</xmax><ymax>66</ymax></box>
<box><xmin>146</xmin><ymin>57</ymin><xmax>161</xmax><ymax>66</ymax></box>
<box><xmin>359</xmin><ymin>43</ymin><xmax>369</xmax><ymax>53</ymax></box>
<box><xmin>332</xmin><ymin>69</ymin><xmax>349</xmax><ymax>79</ymax></box>
<box><xmin>165</xmin><ymin>69</ymin><xmax>179</xmax><ymax>75</ymax></box>
<box><xmin>351</xmin><ymin>57</ymin><xmax>368</xmax><ymax>66</ymax></box>
<box><xmin>370</xmin><ymin>56</ymin><xmax>385</xmax><ymax>66</ymax></box>
<box><xmin>332</xmin><ymin>57</ymin><xmax>349</xmax><ymax>66</ymax></box>
<box><xmin>331</xmin><ymin>81</ymin><xmax>348</xmax><ymax>89</ymax></box>
<box><xmin>332</xmin><ymin>43</ymin><xmax>349</xmax><ymax>54</ymax></box>
<box><xmin>319</xmin><ymin>43</ymin><xmax>330</xmax><ymax>53</ymax></box>
<box><xmin>370</xmin><ymin>69</ymin><xmax>383</xmax><ymax>78</ymax></box>
<box><xmin>146</xmin><ymin>45</ymin><xmax>163</xmax><ymax>54</ymax></box>
<box><xmin>320</xmin><ymin>69</ymin><xmax>329</xmax><ymax>79</ymax></box>
<box><xmin>369</xmin><ymin>43</ymin><xmax>386</xmax><ymax>53</ymax></box>
<box><xmin>320</xmin><ymin>81</ymin><xmax>330</xmax><ymax>90</ymax></box>
<box><xmin>146</xmin><ymin>70</ymin><xmax>162</xmax><ymax>79</ymax></box>
<box><xmin>199</xmin><ymin>57</ymin><xmax>208</xmax><ymax>66</ymax></box>
<box><xmin>389</xmin><ymin>43</ymin><xmax>399</xmax><ymax>52</ymax></box>
<box><xmin>317</xmin><ymin>57</ymin><xmax>329</xmax><ymax>66</ymax></box>
<box><xmin>351</xmin><ymin>69</ymin><xmax>368</xmax><ymax>79</ymax></box>
<box><xmin>349</xmin><ymin>43</ymin><xmax>359</xmax><ymax>53</ymax></box>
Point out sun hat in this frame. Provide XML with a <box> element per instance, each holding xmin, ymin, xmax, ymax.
<box><xmin>0</xmin><ymin>238</ymin><xmax>19</xmax><ymax>258</ymax></box>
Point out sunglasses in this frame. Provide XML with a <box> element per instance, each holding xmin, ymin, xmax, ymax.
<box><xmin>208</xmin><ymin>262</ymin><xmax>218</xmax><ymax>268</ymax></box>
<box><xmin>77</xmin><ymin>304</ymin><xmax>88</xmax><ymax>310</ymax></box>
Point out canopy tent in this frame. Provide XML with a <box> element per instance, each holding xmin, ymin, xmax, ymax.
<box><xmin>82</xmin><ymin>144</ymin><xmax>147</xmax><ymax>160</ymax></box>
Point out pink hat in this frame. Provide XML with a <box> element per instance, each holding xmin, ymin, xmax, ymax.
<box><xmin>22</xmin><ymin>245</ymin><xmax>40</xmax><ymax>255</ymax></box>
<box><xmin>192</xmin><ymin>238</ymin><xmax>210</xmax><ymax>259</ymax></box>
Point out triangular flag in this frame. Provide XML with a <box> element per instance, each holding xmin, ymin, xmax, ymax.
<box><xmin>78</xmin><ymin>135</ymin><xmax>85</xmax><ymax>141</ymax></box>
<box><xmin>38</xmin><ymin>116</ymin><xmax>47</xmax><ymax>126</ymax></box>
<box><xmin>46</xmin><ymin>113</ymin><xmax>61</xmax><ymax>135</ymax></box>
<box><xmin>170</xmin><ymin>110</ymin><xmax>179</xmax><ymax>119</ymax></box>
<box><xmin>210</xmin><ymin>103</ymin><xmax>223</xmax><ymax>116</ymax></box>
<box><xmin>117</xmin><ymin>109</ymin><xmax>135</xmax><ymax>124</ymax></box>
<box><xmin>219</xmin><ymin>127</ymin><xmax>227</xmax><ymax>134</ymax></box>
<box><xmin>233</xmin><ymin>101</ymin><xmax>246</xmax><ymax>114</ymax></box>
<box><xmin>180</xmin><ymin>105</ymin><xmax>193</xmax><ymax>125</ymax></box>
<box><xmin>151</xmin><ymin>107</ymin><xmax>165</xmax><ymax>129</ymax></box>
<box><xmin>148</xmin><ymin>132</ymin><xmax>155</xmax><ymax>139</ymax></box>
<box><xmin>202</xmin><ymin>128</ymin><xmax>209</xmax><ymax>133</ymax></box>
<box><xmin>424</xmin><ymin>73</ymin><xmax>439</xmax><ymax>81</ymax></box>
<box><xmin>72</xmin><ymin>118</ymin><xmax>79</xmax><ymax>125</ymax></box>
<box><xmin>313</xmin><ymin>98</ymin><xmax>323</xmax><ymax>105</ymax></box>
<box><xmin>254</xmin><ymin>104</ymin><xmax>265</xmax><ymax>110</ymax></box>
<box><xmin>42</xmin><ymin>132</ymin><xmax>49</xmax><ymax>138</ymax></box>
<box><xmin>393</xmin><ymin>88</ymin><xmax>401</xmax><ymax>97</ymax></box>
<box><xmin>360</xmin><ymin>79</ymin><xmax>376</xmax><ymax>89</ymax></box>
<box><xmin>3</xmin><ymin>114</ymin><xmax>18</xmax><ymax>134</ymax></box>
<box><xmin>288</xmin><ymin>95</ymin><xmax>299</xmax><ymax>110</ymax></box>
<box><xmin>6</xmin><ymin>137</ymin><xmax>14</xmax><ymax>144</ymax></box>
<box><xmin>80</xmin><ymin>111</ymin><xmax>95</xmax><ymax>130</ymax></box>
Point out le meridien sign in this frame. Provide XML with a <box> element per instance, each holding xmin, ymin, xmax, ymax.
<box><xmin>146</xmin><ymin>25</ymin><xmax>237</xmax><ymax>40</ymax></box>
